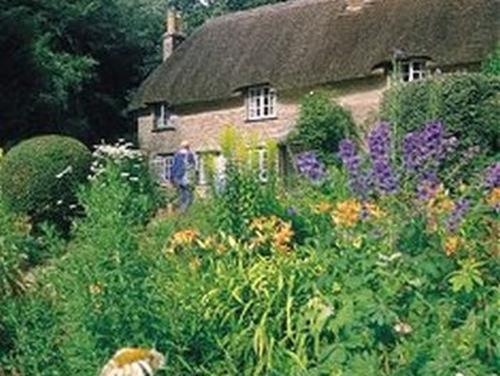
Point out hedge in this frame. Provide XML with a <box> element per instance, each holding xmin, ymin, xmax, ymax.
<box><xmin>0</xmin><ymin>135</ymin><xmax>92</xmax><ymax>227</ymax></box>
<box><xmin>381</xmin><ymin>73</ymin><xmax>500</xmax><ymax>156</ymax></box>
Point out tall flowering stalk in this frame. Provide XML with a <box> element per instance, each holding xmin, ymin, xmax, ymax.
<box><xmin>484</xmin><ymin>162</ymin><xmax>500</xmax><ymax>212</ymax></box>
<box><xmin>367</xmin><ymin>122</ymin><xmax>398</xmax><ymax>194</ymax></box>
<box><xmin>338</xmin><ymin>139</ymin><xmax>366</xmax><ymax>197</ymax></box>
<box><xmin>446</xmin><ymin>198</ymin><xmax>470</xmax><ymax>233</ymax></box>
<box><xmin>295</xmin><ymin>152</ymin><xmax>327</xmax><ymax>182</ymax></box>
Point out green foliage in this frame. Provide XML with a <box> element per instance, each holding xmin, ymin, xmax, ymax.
<box><xmin>288</xmin><ymin>91</ymin><xmax>356</xmax><ymax>164</ymax></box>
<box><xmin>0</xmin><ymin>200</ymin><xmax>30</xmax><ymax>299</ymax></box>
<box><xmin>0</xmin><ymin>147</ymin><xmax>162</xmax><ymax>375</ymax></box>
<box><xmin>482</xmin><ymin>41</ymin><xmax>500</xmax><ymax>76</ymax></box>
<box><xmin>0</xmin><ymin>0</ymin><xmax>166</xmax><ymax>146</ymax></box>
<box><xmin>0</xmin><ymin>136</ymin><xmax>91</xmax><ymax>228</ymax></box>
<box><xmin>0</xmin><ymin>125</ymin><xmax>498</xmax><ymax>375</ymax></box>
<box><xmin>381</xmin><ymin>73</ymin><xmax>500</xmax><ymax>157</ymax></box>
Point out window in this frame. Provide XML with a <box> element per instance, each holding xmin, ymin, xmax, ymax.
<box><xmin>257</xmin><ymin>148</ymin><xmax>268</xmax><ymax>182</ymax></box>
<box><xmin>153</xmin><ymin>103</ymin><xmax>175</xmax><ymax>130</ymax></box>
<box><xmin>151</xmin><ymin>154</ymin><xmax>173</xmax><ymax>184</ymax></box>
<box><xmin>195</xmin><ymin>153</ymin><xmax>208</xmax><ymax>186</ymax></box>
<box><xmin>247</xmin><ymin>86</ymin><xmax>277</xmax><ymax>121</ymax></box>
<box><xmin>400</xmin><ymin>60</ymin><xmax>427</xmax><ymax>82</ymax></box>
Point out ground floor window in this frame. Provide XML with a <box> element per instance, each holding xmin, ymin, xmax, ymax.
<box><xmin>150</xmin><ymin>154</ymin><xmax>174</xmax><ymax>184</ymax></box>
<box><xmin>257</xmin><ymin>148</ymin><xmax>268</xmax><ymax>182</ymax></box>
<box><xmin>196</xmin><ymin>152</ymin><xmax>208</xmax><ymax>186</ymax></box>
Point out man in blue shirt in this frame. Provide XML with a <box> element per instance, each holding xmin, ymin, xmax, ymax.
<box><xmin>170</xmin><ymin>141</ymin><xmax>196</xmax><ymax>212</ymax></box>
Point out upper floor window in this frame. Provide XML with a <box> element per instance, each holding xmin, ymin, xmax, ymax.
<box><xmin>247</xmin><ymin>86</ymin><xmax>277</xmax><ymax>121</ymax></box>
<box><xmin>400</xmin><ymin>60</ymin><xmax>427</xmax><ymax>82</ymax></box>
<box><xmin>151</xmin><ymin>154</ymin><xmax>174</xmax><ymax>184</ymax></box>
<box><xmin>154</xmin><ymin>103</ymin><xmax>175</xmax><ymax>130</ymax></box>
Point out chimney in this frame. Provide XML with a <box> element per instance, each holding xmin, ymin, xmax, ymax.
<box><xmin>162</xmin><ymin>8</ymin><xmax>185</xmax><ymax>61</ymax></box>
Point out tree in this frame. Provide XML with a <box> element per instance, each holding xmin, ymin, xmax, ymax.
<box><xmin>0</xmin><ymin>0</ymin><xmax>165</xmax><ymax>148</ymax></box>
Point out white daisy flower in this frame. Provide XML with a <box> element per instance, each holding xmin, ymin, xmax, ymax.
<box><xmin>393</xmin><ymin>321</ymin><xmax>413</xmax><ymax>335</ymax></box>
<box><xmin>99</xmin><ymin>348</ymin><xmax>165</xmax><ymax>376</ymax></box>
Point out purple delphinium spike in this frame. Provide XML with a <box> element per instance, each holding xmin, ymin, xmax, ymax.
<box><xmin>420</xmin><ymin>121</ymin><xmax>444</xmax><ymax>161</ymax></box>
<box><xmin>403</xmin><ymin>131</ymin><xmax>422</xmax><ymax>172</ymax></box>
<box><xmin>416</xmin><ymin>172</ymin><xmax>440</xmax><ymax>201</ymax></box>
<box><xmin>368</xmin><ymin>122</ymin><xmax>398</xmax><ymax>194</ymax></box>
<box><xmin>338</xmin><ymin>139</ymin><xmax>367</xmax><ymax>196</ymax></box>
<box><xmin>484</xmin><ymin>162</ymin><xmax>500</xmax><ymax>189</ymax></box>
<box><xmin>296</xmin><ymin>152</ymin><xmax>327</xmax><ymax>182</ymax></box>
<box><xmin>446</xmin><ymin>198</ymin><xmax>470</xmax><ymax>233</ymax></box>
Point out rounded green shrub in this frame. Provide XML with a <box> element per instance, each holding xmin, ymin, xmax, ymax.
<box><xmin>0</xmin><ymin>135</ymin><xmax>92</xmax><ymax>226</ymax></box>
<box><xmin>288</xmin><ymin>91</ymin><xmax>356</xmax><ymax>164</ymax></box>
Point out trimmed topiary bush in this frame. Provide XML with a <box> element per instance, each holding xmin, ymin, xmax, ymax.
<box><xmin>0</xmin><ymin>135</ymin><xmax>91</xmax><ymax>227</ymax></box>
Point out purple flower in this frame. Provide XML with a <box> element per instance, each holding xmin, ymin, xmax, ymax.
<box><xmin>446</xmin><ymin>198</ymin><xmax>470</xmax><ymax>233</ymax></box>
<box><xmin>368</xmin><ymin>122</ymin><xmax>398</xmax><ymax>194</ymax></box>
<box><xmin>416</xmin><ymin>173</ymin><xmax>440</xmax><ymax>201</ymax></box>
<box><xmin>295</xmin><ymin>152</ymin><xmax>327</xmax><ymax>182</ymax></box>
<box><xmin>368</xmin><ymin>122</ymin><xmax>391</xmax><ymax>161</ymax></box>
<box><xmin>420</xmin><ymin>121</ymin><xmax>444</xmax><ymax>161</ymax></box>
<box><xmin>338</xmin><ymin>139</ymin><xmax>366</xmax><ymax>196</ymax></box>
<box><xmin>484</xmin><ymin>162</ymin><xmax>500</xmax><ymax>189</ymax></box>
<box><xmin>403</xmin><ymin>121</ymin><xmax>447</xmax><ymax>174</ymax></box>
<box><xmin>403</xmin><ymin>131</ymin><xmax>422</xmax><ymax>172</ymax></box>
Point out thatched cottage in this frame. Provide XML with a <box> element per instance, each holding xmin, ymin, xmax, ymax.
<box><xmin>130</xmin><ymin>0</ymin><xmax>499</xmax><ymax>184</ymax></box>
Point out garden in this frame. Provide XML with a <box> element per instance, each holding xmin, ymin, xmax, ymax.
<box><xmin>0</xmin><ymin>72</ymin><xmax>499</xmax><ymax>376</ymax></box>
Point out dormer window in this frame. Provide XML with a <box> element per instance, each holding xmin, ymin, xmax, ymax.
<box><xmin>247</xmin><ymin>86</ymin><xmax>277</xmax><ymax>121</ymax></box>
<box><xmin>400</xmin><ymin>60</ymin><xmax>427</xmax><ymax>82</ymax></box>
<box><xmin>153</xmin><ymin>103</ymin><xmax>175</xmax><ymax>130</ymax></box>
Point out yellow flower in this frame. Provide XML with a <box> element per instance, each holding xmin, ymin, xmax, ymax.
<box><xmin>312</xmin><ymin>201</ymin><xmax>333</xmax><ymax>214</ymax></box>
<box><xmin>172</xmin><ymin>229</ymin><xmax>198</xmax><ymax>245</ymax></box>
<box><xmin>100</xmin><ymin>348</ymin><xmax>165</xmax><ymax>376</ymax></box>
<box><xmin>89</xmin><ymin>283</ymin><xmax>104</xmax><ymax>295</ymax></box>
<box><xmin>273</xmin><ymin>222</ymin><xmax>294</xmax><ymax>253</ymax></box>
<box><xmin>249</xmin><ymin>216</ymin><xmax>294</xmax><ymax>253</ymax></box>
<box><xmin>434</xmin><ymin>197</ymin><xmax>455</xmax><ymax>214</ymax></box>
<box><xmin>332</xmin><ymin>199</ymin><xmax>362</xmax><ymax>228</ymax></box>
<box><xmin>444</xmin><ymin>236</ymin><xmax>461</xmax><ymax>256</ymax></box>
<box><xmin>486</xmin><ymin>187</ymin><xmax>500</xmax><ymax>209</ymax></box>
<box><xmin>189</xmin><ymin>257</ymin><xmax>201</xmax><ymax>271</ymax></box>
<box><xmin>364</xmin><ymin>202</ymin><xmax>386</xmax><ymax>219</ymax></box>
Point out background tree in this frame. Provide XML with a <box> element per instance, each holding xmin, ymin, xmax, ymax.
<box><xmin>0</xmin><ymin>0</ymin><xmax>285</xmax><ymax>149</ymax></box>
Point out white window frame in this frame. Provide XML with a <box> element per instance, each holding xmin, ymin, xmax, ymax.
<box><xmin>154</xmin><ymin>103</ymin><xmax>175</xmax><ymax>130</ymax></box>
<box><xmin>257</xmin><ymin>148</ymin><xmax>268</xmax><ymax>182</ymax></box>
<box><xmin>400</xmin><ymin>60</ymin><xmax>427</xmax><ymax>82</ymax></box>
<box><xmin>246</xmin><ymin>86</ymin><xmax>277</xmax><ymax>121</ymax></box>
<box><xmin>151</xmin><ymin>154</ymin><xmax>174</xmax><ymax>184</ymax></box>
<box><xmin>195</xmin><ymin>153</ymin><xmax>208</xmax><ymax>186</ymax></box>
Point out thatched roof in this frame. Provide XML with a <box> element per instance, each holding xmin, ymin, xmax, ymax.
<box><xmin>130</xmin><ymin>0</ymin><xmax>500</xmax><ymax>110</ymax></box>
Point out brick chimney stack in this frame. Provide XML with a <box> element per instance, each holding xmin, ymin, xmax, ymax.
<box><xmin>162</xmin><ymin>8</ymin><xmax>185</xmax><ymax>61</ymax></box>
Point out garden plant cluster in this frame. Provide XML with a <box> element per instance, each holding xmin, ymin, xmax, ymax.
<box><xmin>0</xmin><ymin>114</ymin><xmax>498</xmax><ymax>375</ymax></box>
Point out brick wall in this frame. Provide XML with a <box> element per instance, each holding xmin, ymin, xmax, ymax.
<box><xmin>137</xmin><ymin>74</ymin><xmax>388</xmax><ymax>157</ymax></box>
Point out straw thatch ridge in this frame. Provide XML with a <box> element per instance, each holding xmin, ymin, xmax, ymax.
<box><xmin>130</xmin><ymin>0</ymin><xmax>500</xmax><ymax>110</ymax></box>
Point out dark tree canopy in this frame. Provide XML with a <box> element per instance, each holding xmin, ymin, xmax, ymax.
<box><xmin>0</xmin><ymin>0</ymin><xmax>284</xmax><ymax>149</ymax></box>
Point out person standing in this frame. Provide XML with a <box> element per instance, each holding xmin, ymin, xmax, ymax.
<box><xmin>170</xmin><ymin>141</ymin><xmax>196</xmax><ymax>212</ymax></box>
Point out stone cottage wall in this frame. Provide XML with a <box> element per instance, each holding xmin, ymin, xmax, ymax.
<box><xmin>138</xmin><ymin>74</ymin><xmax>388</xmax><ymax>158</ymax></box>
